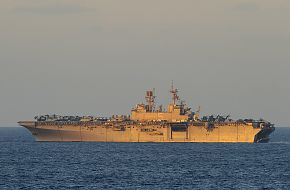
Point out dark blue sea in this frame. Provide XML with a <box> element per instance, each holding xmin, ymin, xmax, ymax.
<box><xmin>0</xmin><ymin>127</ymin><xmax>290</xmax><ymax>190</ymax></box>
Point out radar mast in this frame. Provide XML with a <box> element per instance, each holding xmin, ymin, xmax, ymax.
<box><xmin>145</xmin><ymin>88</ymin><xmax>156</xmax><ymax>112</ymax></box>
<box><xmin>170</xmin><ymin>81</ymin><xmax>179</xmax><ymax>105</ymax></box>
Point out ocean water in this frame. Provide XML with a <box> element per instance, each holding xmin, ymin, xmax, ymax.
<box><xmin>0</xmin><ymin>127</ymin><xmax>290</xmax><ymax>190</ymax></box>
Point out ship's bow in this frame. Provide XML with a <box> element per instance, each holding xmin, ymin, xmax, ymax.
<box><xmin>18</xmin><ymin>121</ymin><xmax>36</xmax><ymax>129</ymax></box>
<box><xmin>18</xmin><ymin>121</ymin><xmax>37</xmax><ymax>139</ymax></box>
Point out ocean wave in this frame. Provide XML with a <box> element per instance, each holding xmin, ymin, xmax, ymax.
<box><xmin>269</xmin><ymin>141</ymin><xmax>290</xmax><ymax>144</ymax></box>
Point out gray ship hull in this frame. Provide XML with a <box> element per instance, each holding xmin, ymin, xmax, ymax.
<box><xmin>19</xmin><ymin>121</ymin><xmax>274</xmax><ymax>143</ymax></box>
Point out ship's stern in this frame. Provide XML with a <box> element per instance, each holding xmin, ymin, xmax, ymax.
<box><xmin>254</xmin><ymin>123</ymin><xmax>275</xmax><ymax>143</ymax></box>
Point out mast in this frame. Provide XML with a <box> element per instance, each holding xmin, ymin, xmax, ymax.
<box><xmin>170</xmin><ymin>81</ymin><xmax>179</xmax><ymax>105</ymax></box>
<box><xmin>194</xmin><ymin>106</ymin><xmax>201</xmax><ymax>121</ymax></box>
<box><xmin>145</xmin><ymin>88</ymin><xmax>156</xmax><ymax>112</ymax></box>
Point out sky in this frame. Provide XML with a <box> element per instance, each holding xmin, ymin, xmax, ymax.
<box><xmin>0</xmin><ymin>0</ymin><xmax>290</xmax><ymax>127</ymax></box>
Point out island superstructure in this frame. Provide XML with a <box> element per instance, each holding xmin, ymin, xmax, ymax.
<box><xmin>19</xmin><ymin>84</ymin><xmax>275</xmax><ymax>143</ymax></box>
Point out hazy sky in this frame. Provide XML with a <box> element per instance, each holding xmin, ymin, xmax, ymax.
<box><xmin>0</xmin><ymin>0</ymin><xmax>290</xmax><ymax>126</ymax></box>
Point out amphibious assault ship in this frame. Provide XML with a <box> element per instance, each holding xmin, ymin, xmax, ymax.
<box><xmin>19</xmin><ymin>84</ymin><xmax>275</xmax><ymax>143</ymax></box>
